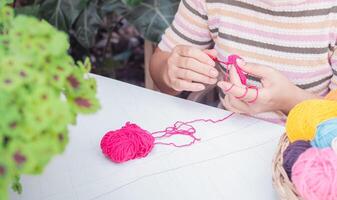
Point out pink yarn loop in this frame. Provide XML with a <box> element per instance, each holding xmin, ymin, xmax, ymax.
<box><xmin>152</xmin><ymin>112</ymin><xmax>234</xmax><ymax>147</ymax></box>
<box><xmin>152</xmin><ymin>121</ymin><xmax>199</xmax><ymax>147</ymax></box>
<box><xmin>247</xmin><ymin>86</ymin><xmax>259</xmax><ymax>104</ymax></box>
<box><xmin>227</xmin><ymin>55</ymin><xmax>247</xmax><ymax>85</ymax></box>
<box><xmin>235</xmin><ymin>87</ymin><xmax>248</xmax><ymax>99</ymax></box>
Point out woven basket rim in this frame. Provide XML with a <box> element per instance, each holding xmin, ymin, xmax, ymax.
<box><xmin>272</xmin><ymin>133</ymin><xmax>302</xmax><ymax>200</ymax></box>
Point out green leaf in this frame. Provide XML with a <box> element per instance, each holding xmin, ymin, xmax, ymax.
<box><xmin>126</xmin><ymin>0</ymin><xmax>179</xmax><ymax>43</ymax></box>
<box><xmin>122</xmin><ymin>0</ymin><xmax>142</xmax><ymax>6</ymax></box>
<box><xmin>0</xmin><ymin>0</ymin><xmax>13</xmax><ymax>6</ymax></box>
<box><xmin>73</xmin><ymin>1</ymin><xmax>102</xmax><ymax>48</ymax></box>
<box><xmin>11</xmin><ymin>175</ymin><xmax>22</xmax><ymax>194</ymax></box>
<box><xmin>0</xmin><ymin>5</ymin><xmax>100</xmax><ymax>198</ymax></box>
<box><xmin>100</xmin><ymin>0</ymin><xmax>128</xmax><ymax>16</ymax></box>
<box><xmin>0</xmin><ymin>151</ymin><xmax>12</xmax><ymax>200</ymax></box>
<box><xmin>0</xmin><ymin>4</ymin><xmax>14</xmax><ymax>32</ymax></box>
<box><xmin>39</xmin><ymin>0</ymin><xmax>89</xmax><ymax>31</ymax></box>
<box><xmin>14</xmin><ymin>5</ymin><xmax>40</xmax><ymax>18</ymax></box>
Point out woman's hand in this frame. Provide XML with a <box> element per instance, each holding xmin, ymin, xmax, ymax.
<box><xmin>163</xmin><ymin>46</ymin><xmax>219</xmax><ymax>92</ymax></box>
<box><xmin>218</xmin><ymin>59</ymin><xmax>320</xmax><ymax>115</ymax></box>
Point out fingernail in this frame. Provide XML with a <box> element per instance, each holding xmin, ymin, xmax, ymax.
<box><xmin>210</xmin><ymin>69</ymin><xmax>218</xmax><ymax>77</ymax></box>
<box><xmin>237</xmin><ymin>59</ymin><xmax>246</xmax><ymax>66</ymax></box>
<box><xmin>198</xmin><ymin>85</ymin><xmax>205</xmax><ymax>90</ymax></box>
<box><xmin>217</xmin><ymin>81</ymin><xmax>225</xmax><ymax>88</ymax></box>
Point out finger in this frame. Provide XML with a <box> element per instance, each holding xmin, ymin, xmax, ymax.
<box><xmin>221</xmin><ymin>95</ymin><xmax>243</xmax><ymax>113</ymax></box>
<box><xmin>175</xmin><ymin>46</ymin><xmax>215</xmax><ymax>66</ymax></box>
<box><xmin>203</xmin><ymin>49</ymin><xmax>217</xmax><ymax>57</ymax></box>
<box><xmin>237</xmin><ymin>59</ymin><xmax>271</xmax><ymax>79</ymax></box>
<box><xmin>228</xmin><ymin>93</ymin><xmax>258</xmax><ymax>114</ymax></box>
<box><xmin>229</xmin><ymin>64</ymin><xmax>244</xmax><ymax>86</ymax></box>
<box><xmin>175</xmin><ymin>68</ymin><xmax>217</xmax><ymax>85</ymax></box>
<box><xmin>172</xmin><ymin>79</ymin><xmax>205</xmax><ymax>92</ymax></box>
<box><xmin>224</xmin><ymin>94</ymin><xmax>252</xmax><ymax>114</ymax></box>
<box><xmin>177</xmin><ymin>57</ymin><xmax>219</xmax><ymax>78</ymax></box>
<box><xmin>228</xmin><ymin>94</ymin><xmax>260</xmax><ymax>115</ymax></box>
<box><xmin>217</xmin><ymin>81</ymin><xmax>257</xmax><ymax>102</ymax></box>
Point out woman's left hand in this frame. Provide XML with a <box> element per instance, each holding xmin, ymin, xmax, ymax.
<box><xmin>217</xmin><ymin>59</ymin><xmax>320</xmax><ymax>115</ymax></box>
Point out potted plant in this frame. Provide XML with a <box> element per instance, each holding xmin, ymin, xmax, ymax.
<box><xmin>14</xmin><ymin>0</ymin><xmax>179</xmax><ymax>89</ymax></box>
<box><xmin>0</xmin><ymin>1</ymin><xmax>100</xmax><ymax>199</ymax></box>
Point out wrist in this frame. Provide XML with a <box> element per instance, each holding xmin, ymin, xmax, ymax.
<box><xmin>281</xmin><ymin>86</ymin><xmax>321</xmax><ymax>115</ymax></box>
<box><xmin>150</xmin><ymin>50</ymin><xmax>180</xmax><ymax>96</ymax></box>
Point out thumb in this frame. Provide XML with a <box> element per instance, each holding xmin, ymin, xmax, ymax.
<box><xmin>237</xmin><ymin>59</ymin><xmax>269</xmax><ymax>79</ymax></box>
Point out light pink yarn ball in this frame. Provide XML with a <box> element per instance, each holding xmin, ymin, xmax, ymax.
<box><xmin>292</xmin><ymin>148</ymin><xmax>337</xmax><ymax>200</ymax></box>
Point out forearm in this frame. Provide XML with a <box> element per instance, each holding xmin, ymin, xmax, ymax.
<box><xmin>149</xmin><ymin>48</ymin><xmax>180</xmax><ymax>96</ymax></box>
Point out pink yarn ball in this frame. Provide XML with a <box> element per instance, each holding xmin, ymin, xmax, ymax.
<box><xmin>100</xmin><ymin>122</ymin><xmax>155</xmax><ymax>163</ymax></box>
<box><xmin>292</xmin><ymin>148</ymin><xmax>337</xmax><ymax>200</ymax></box>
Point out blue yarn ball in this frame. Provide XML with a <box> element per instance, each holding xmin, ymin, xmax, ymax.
<box><xmin>311</xmin><ymin>118</ymin><xmax>337</xmax><ymax>148</ymax></box>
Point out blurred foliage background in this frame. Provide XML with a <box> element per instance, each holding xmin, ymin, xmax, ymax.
<box><xmin>14</xmin><ymin>0</ymin><xmax>179</xmax><ymax>86</ymax></box>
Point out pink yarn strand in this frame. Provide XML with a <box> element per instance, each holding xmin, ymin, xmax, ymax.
<box><xmin>151</xmin><ymin>112</ymin><xmax>235</xmax><ymax>147</ymax></box>
<box><xmin>100</xmin><ymin>113</ymin><xmax>236</xmax><ymax>163</ymax></box>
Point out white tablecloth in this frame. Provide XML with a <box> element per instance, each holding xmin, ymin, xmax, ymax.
<box><xmin>11</xmin><ymin>74</ymin><xmax>285</xmax><ymax>200</ymax></box>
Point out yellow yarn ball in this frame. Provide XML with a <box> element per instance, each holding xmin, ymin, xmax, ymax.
<box><xmin>325</xmin><ymin>89</ymin><xmax>337</xmax><ymax>101</ymax></box>
<box><xmin>286</xmin><ymin>99</ymin><xmax>337</xmax><ymax>143</ymax></box>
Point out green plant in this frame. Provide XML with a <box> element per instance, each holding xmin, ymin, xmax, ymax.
<box><xmin>15</xmin><ymin>0</ymin><xmax>179</xmax><ymax>49</ymax></box>
<box><xmin>0</xmin><ymin>2</ymin><xmax>100</xmax><ymax>199</ymax></box>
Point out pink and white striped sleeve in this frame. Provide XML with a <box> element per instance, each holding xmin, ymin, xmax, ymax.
<box><xmin>329</xmin><ymin>43</ymin><xmax>337</xmax><ymax>90</ymax></box>
<box><xmin>158</xmin><ymin>0</ymin><xmax>213</xmax><ymax>52</ymax></box>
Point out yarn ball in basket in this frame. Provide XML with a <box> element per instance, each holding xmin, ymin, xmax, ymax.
<box><xmin>292</xmin><ymin>148</ymin><xmax>337</xmax><ymax>200</ymax></box>
<box><xmin>325</xmin><ymin>89</ymin><xmax>337</xmax><ymax>101</ymax></box>
<box><xmin>282</xmin><ymin>140</ymin><xmax>311</xmax><ymax>179</ymax></box>
<box><xmin>311</xmin><ymin>118</ymin><xmax>337</xmax><ymax>148</ymax></box>
<box><xmin>100</xmin><ymin>122</ymin><xmax>155</xmax><ymax>163</ymax></box>
<box><xmin>286</xmin><ymin>99</ymin><xmax>337</xmax><ymax>143</ymax></box>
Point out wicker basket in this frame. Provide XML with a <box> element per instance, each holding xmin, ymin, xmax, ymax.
<box><xmin>272</xmin><ymin>133</ymin><xmax>302</xmax><ymax>200</ymax></box>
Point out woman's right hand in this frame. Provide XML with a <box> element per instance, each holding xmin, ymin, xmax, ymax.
<box><xmin>163</xmin><ymin>45</ymin><xmax>219</xmax><ymax>92</ymax></box>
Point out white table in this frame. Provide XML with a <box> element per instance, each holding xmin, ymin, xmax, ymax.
<box><xmin>10</xmin><ymin>74</ymin><xmax>285</xmax><ymax>200</ymax></box>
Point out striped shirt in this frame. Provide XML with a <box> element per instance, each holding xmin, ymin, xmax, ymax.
<box><xmin>158</xmin><ymin>0</ymin><xmax>337</xmax><ymax>124</ymax></box>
